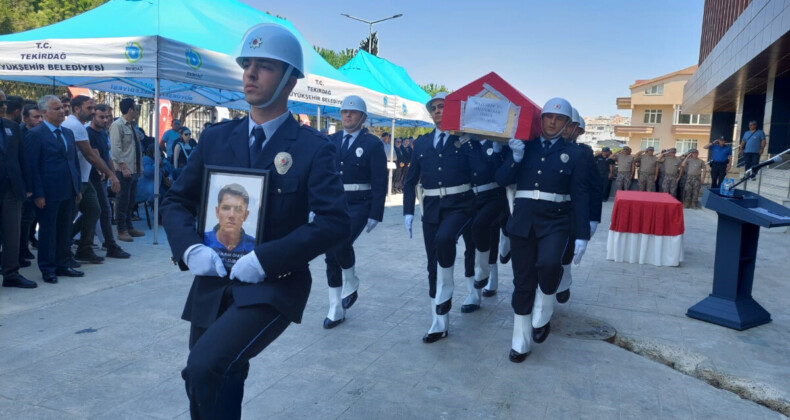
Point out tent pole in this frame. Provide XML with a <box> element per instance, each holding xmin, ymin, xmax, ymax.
<box><xmin>153</xmin><ymin>78</ymin><xmax>160</xmax><ymax>245</ymax></box>
<box><xmin>386</xmin><ymin>116</ymin><xmax>395</xmax><ymax>202</ymax></box>
<box><xmin>317</xmin><ymin>105</ymin><xmax>321</xmax><ymax>131</ymax></box>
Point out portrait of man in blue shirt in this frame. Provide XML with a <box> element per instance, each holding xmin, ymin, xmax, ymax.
<box><xmin>204</xmin><ymin>183</ymin><xmax>256</xmax><ymax>266</ymax></box>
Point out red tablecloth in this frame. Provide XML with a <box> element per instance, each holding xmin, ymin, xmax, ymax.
<box><xmin>609</xmin><ymin>191</ymin><xmax>685</xmax><ymax>236</ymax></box>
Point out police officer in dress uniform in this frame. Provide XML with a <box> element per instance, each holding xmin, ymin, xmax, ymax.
<box><xmin>161</xmin><ymin>24</ymin><xmax>349</xmax><ymax>419</ymax></box>
<box><xmin>555</xmin><ymin>108</ymin><xmax>601</xmax><ymax>304</ymax></box>
<box><xmin>322</xmin><ymin>95</ymin><xmax>387</xmax><ymax>329</ymax></box>
<box><xmin>459</xmin><ymin>137</ymin><xmax>508</xmax><ymax>312</ymax></box>
<box><xmin>403</xmin><ymin>92</ymin><xmax>478</xmax><ymax>343</ymax></box>
<box><xmin>496</xmin><ymin>98</ymin><xmax>591</xmax><ymax>362</ymax></box>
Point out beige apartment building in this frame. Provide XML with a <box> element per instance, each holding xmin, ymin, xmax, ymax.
<box><xmin>615</xmin><ymin>65</ymin><xmax>711</xmax><ymax>162</ymax></box>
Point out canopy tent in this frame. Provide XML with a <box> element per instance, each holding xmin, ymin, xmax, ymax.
<box><xmin>0</xmin><ymin>0</ymin><xmax>433</xmax><ymax>239</ymax></box>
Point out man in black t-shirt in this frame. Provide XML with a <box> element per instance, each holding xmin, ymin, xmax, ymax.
<box><xmin>594</xmin><ymin>147</ymin><xmax>615</xmax><ymax>201</ymax></box>
<box><xmin>86</xmin><ymin>104</ymin><xmax>130</xmax><ymax>259</ymax></box>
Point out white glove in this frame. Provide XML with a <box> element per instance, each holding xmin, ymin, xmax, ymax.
<box><xmin>184</xmin><ymin>244</ymin><xmax>227</xmax><ymax>278</ymax></box>
<box><xmin>492</xmin><ymin>141</ymin><xmax>503</xmax><ymax>153</ymax></box>
<box><xmin>573</xmin><ymin>239</ymin><xmax>588</xmax><ymax>265</ymax></box>
<box><xmin>230</xmin><ymin>251</ymin><xmax>265</xmax><ymax>284</ymax></box>
<box><xmin>404</xmin><ymin>214</ymin><xmax>414</xmax><ymax>239</ymax></box>
<box><xmin>308</xmin><ymin>211</ymin><xmax>315</xmax><ymax>223</ymax></box>
<box><xmin>365</xmin><ymin>218</ymin><xmax>379</xmax><ymax>233</ymax></box>
<box><xmin>508</xmin><ymin>138</ymin><xmax>525</xmax><ymax>163</ymax></box>
<box><xmin>589</xmin><ymin>221</ymin><xmax>599</xmax><ymax>237</ymax></box>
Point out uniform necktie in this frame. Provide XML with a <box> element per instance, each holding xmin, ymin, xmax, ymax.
<box><xmin>543</xmin><ymin>140</ymin><xmax>551</xmax><ymax>153</ymax></box>
<box><xmin>250</xmin><ymin>126</ymin><xmax>266</xmax><ymax>165</ymax></box>
<box><xmin>340</xmin><ymin>134</ymin><xmax>351</xmax><ymax>155</ymax></box>
<box><xmin>437</xmin><ymin>132</ymin><xmax>446</xmax><ymax>151</ymax></box>
<box><xmin>54</xmin><ymin>128</ymin><xmax>67</xmax><ymax>151</ymax></box>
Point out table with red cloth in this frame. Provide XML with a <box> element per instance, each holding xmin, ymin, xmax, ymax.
<box><xmin>606</xmin><ymin>191</ymin><xmax>685</xmax><ymax>266</ymax></box>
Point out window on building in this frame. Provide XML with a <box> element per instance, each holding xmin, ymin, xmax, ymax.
<box><xmin>644</xmin><ymin>84</ymin><xmax>664</xmax><ymax>95</ymax></box>
<box><xmin>643</xmin><ymin>109</ymin><xmax>662</xmax><ymax>124</ymax></box>
<box><xmin>641</xmin><ymin>138</ymin><xmax>660</xmax><ymax>150</ymax></box>
<box><xmin>673</xmin><ymin>105</ymin><xmax>711</xmax><ymax>125</ymax></box>
<box><xmin>675</xmin><ymin>139</ymin><xmax>698</xmax><ymax>154</ymax></box>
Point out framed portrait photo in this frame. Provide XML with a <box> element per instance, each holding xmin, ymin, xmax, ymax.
<box><xmin>199</xmin><ymin>165</ymin><xmax>270</xmax><ymax>270</ymax></box>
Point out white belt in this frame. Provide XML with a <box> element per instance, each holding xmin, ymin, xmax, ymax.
<box><xmin>515</xmin><ymin>190</ymin><xmax>571</xmax><ymax>202</ymax></box>
<box><xmin>473</xmin><ymin>182</ymin><xmax>501</xmax><ymax>194</ymax></box>
<box><xmin>422</xmin><ymin>184</ymin><xmax>472</xmax><ymax>197</ymax></box>
<box><xmin>344</xmin><ymin>183</ymin><xmax>371</xmax><ymax>191</ymax></box>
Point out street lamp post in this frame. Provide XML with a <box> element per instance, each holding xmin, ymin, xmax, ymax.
<box><xmin>341</xmin><ymin>13</ymin><xmax>403</xmax><ymax>54</ymax></box>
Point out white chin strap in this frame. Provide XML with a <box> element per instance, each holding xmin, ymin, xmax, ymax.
<box><xmin>252</xmin><ymin>64</ymin><xmax>294</xmax><ymax>109</ymax></box>
<box><xmin>541</xmin><ymin>118</ymin><xmax>570</xmax><ymax>141</ymax></box>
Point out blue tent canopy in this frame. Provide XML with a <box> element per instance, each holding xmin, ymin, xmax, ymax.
<box><xmin>339</xmin><ymin>50</ymin><xmax>430</xmax><ymax>105</ymax></box>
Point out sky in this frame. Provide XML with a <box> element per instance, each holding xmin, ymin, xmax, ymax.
<box><xmin>241</xmin><ymin>0</ymin><xmax>704</xmax><ymax>118</ymax></box>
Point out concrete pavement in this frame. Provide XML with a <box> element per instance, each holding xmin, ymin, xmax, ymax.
<box><xmin>0</xmin><ymin>198</ymin><xmax>787</xmax><ymax>419</ymax></box>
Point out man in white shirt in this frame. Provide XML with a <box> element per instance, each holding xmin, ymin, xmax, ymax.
<box><xmin>62</xmin><ymin>95</ymin><xmax>120</xmax><ymax>263</ymax></box>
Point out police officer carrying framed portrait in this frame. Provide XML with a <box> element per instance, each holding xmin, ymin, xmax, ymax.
<box><xmin>161</xmin><ymin>23</ymin><xmax>349</xmax><ymax>419</ymax></box>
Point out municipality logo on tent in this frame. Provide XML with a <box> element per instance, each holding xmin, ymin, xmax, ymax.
<box><xmin>125</xmin><ymin>42</ymin><xmax>143</xmax><ymax>63</ymax></box>
<box><xmin>402</xmin><ymin>104</ymin><xmax>408</xmax><ymax>115</ymax></box>
<box><xmin>186</xmin><ymin>49</ymin><xmax>202</xmax><ymax>70</ymax></box>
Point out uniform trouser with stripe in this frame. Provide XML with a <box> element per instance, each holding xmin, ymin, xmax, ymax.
<box><xmin>422</xmin><ymin>209</ymin><xmax>472</xmax><ymax>298</ymax></box>
<box><xmin>184</xmin><ymin>289</ymin><xmax>291</xmax><ymax>420</ymax></box>
<box><xmin>325</xmin><ymin>201</ymin><xmax>370</xmax><ymax>288</ymax></box>
<box><xmin>510</xmin><ymin>228</ymin><xmax>568</xmax><ymax>314</ymax></box>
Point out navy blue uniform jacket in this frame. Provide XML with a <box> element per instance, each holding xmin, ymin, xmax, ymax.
<box><xmin>496</xmin><ymin>138</ymin><xmax>591</xmax><ymax>240</ymax></box>
<box><xmin>330</xmin><ymin>128</ymin><xmax>387</xmax><ymax>221</ymax></box>
<box><xmin>470</xmin><ymin>140</ymin><xmax>507</xmax><ymax>202</ymax></box>
<box><xmin>161</xmin><ymin>115</ymin><xmax>350</xmax><ymax>327</ymax></box>
<box><xmin>403</xmin><ymin>130</ymin><xmax>476</xmax><ymax>224</ymax></box>
<box><xmin>25</xmin><ymin>122</ymin><xmax>81</xmax><ymax>201</ymax></box>
<box><xmin>0</xmin><ymin>118</ymin><xmax>32</xmax><ymax>200</ymax></box>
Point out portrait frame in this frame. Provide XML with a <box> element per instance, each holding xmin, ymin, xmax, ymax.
<box><xmin>198</xmin><ymin>165</ymin><xmax>270</xmax><ymax>270</ymax></box>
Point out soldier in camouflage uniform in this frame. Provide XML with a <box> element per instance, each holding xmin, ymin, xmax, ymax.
<box><xmin>657</xmin><ymin>148</ymin><xmax>682</xmax><ymax>196</ymax></box>
<box><xmin>681</xmin><ymin>149</ymin><xmax>706</xmax><ymax>208</ymax></box>
<box><xmin>611</xmin><ymin>146</ymin><xmax>635</xmax><ymax>191</ymax></box>
<box><xmin>634</xmin><ymin>147</ymin><xmax>658</xmax><ymax>192</ymax></box>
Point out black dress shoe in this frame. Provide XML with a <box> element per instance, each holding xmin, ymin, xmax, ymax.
<box><xmin>473</xmin><ymin>277</ymin><xmax>489</xmax><ymax>289</ymax></box>
<box><xmin>74</xmin><ymin>249</ymin><xmax>104</xmax><ymax>264</ymax></box>
<box><xmin>21</xmin><ymin>248</ymin><xmax>35</xmax><ymax>260</ymax></box>
<box><xmin>43</xmin><ymin>274</ymin><xmax>58</xmax><ymax>284</ymax></box>
<box><xmin>435</xmin><ymin>300</ymin><xmax>452</xmax><ymax>315</ymax></box>
<box><xmin>67</xmin><ymin>259</ymin><xmax>82</xmax><ymax>268</ymax></box>
<box><xmin>482</xmin><ymin>289</ymin><xmax>497</xmax><ymax>297</ymax></box>
<box><xmin>341</xmin><ymin>291</ymin><xmax>357</xmax><ymax>310</ymax></box>
<box><xmin>461</xmin><ymin>304</ymin><xmax>480</xmax><ymax>313</ymax></box>
<box><xmin>556</xmin><ymin>290</ymin><xmax>570</xmax><ymax>304</ymax></box>
<box><xmin>509</xmin><ymin>349</ymin><xmax>531</xmax><ymax>363</ymax></box>
<box><xmin>500</xmin><ymin>252</ymin><xmax>511</xmax><ymax>264</ymax></box>
<box><xmin>19</xmin><ymin>259</ymin><xmax>32</xmax><ymax>268</ymax></box>
<box><xmin>323</xmin><ymin>317</ymin><xmax>344</xmax><ymax>329</ymax></box>
<box><xmin>105</xmin><ymin>247</ymin><xmax>131</xmax><ymax>259</ymax></box>
<box><xmin>422</xmin><ymin>330</ymin><xmax>448</xmax><ymax>343</ymax></box>
<box><xmin>55</xmin><ymin>267</ymin><xmax>84</xmax><ymax>277</ymax></box>
<box><xmin>532</xmin><ymin>322</ymin><xmax>551</xmax><ymax>343</ymax></box>
<box><xmin>3</xmin><ymin>275</ymin><xmax>38</xmax><ymax>289</ymax></box>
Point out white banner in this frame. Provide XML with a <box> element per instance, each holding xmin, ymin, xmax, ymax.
<box><xmin>0</xmin><ymin>37</ymin><xmax>156</xmax><ymax>78</ymax></box>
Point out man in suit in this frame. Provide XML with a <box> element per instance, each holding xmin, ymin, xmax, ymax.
<box><xmin>322</xmin><ymin>95</ymin><xmax>387</xmax><ymax>329</ymax></box>
<box><xmin>161</xmin><ymin>23</ymin><xmax>349</xmax><ymax>420</ymax></box>
<box><xmin>0</xmin><ymin>89</ymin><xmax>36</xmax><ymax>288</ymax></box>
<box><xmin>25</xmin><ymin>95</ymin><xmax>83</xmax><ymax>284</ymax></box>
<box><xmin>496</xmin><ymin>97</ymin><xmax>592</xmax><ymax>363</ymax></box>
<box><xmin>403</xmin><ymin>92</ymin><xmax>478</xmax><ymax>343</ymax></box>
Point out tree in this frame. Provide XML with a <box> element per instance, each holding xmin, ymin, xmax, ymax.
<box><xmin>314</xmin><ymin>46</ymin><xmax>356</xmax><ymax>69</ymax></box>
<box><xmin>359</xmin><ymin>31</ymin><xmax>379</xmax><ymax>56</ymax></box>
<box><xmin>0</xmin><ymin>0</ymin><xmax>109</xmax><ymax>35</ymax></box>
<box><xmin>420</xmin><ymin>83</ymin><xmax>449</xmax><ymax>97</ymax></box>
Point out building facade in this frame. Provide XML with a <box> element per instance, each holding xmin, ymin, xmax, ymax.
<box><xmin>578</xmin><ymin>114</ymin><xmax>629</xmax><ymax>148</ymax></box>
<box><xmin>615</xmin><ymin>66</ymin><xmax>711</xmax><ymax>160</ymax></box>
<box><xmin>682</xmin><ymin>0</ymin><xmax>790</xmax><ymax>203</ymax></box>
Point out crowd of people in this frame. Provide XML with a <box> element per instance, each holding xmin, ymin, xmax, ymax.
<box><xmin>0</xmin><ymin>89</ymin><xmax>200</xmax><ymax>289</ymax></box>
<box><xmin>597</xmin><ymin>142</ymin><xmax>726</xmax><ymax>209</ymax></box>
